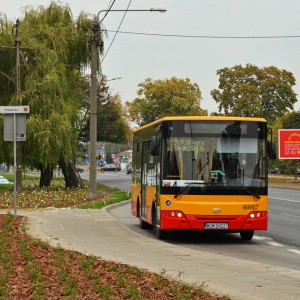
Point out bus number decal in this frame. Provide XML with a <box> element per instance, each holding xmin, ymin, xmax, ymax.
<box><xmin>243</xmin><ymin>204</ymin><xmax>258</xmax><ymax>210</ymax></box>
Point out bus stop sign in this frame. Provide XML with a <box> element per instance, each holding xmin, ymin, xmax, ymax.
<box><xmin>0</xmin><ymin>106</ymin><xmax>30</xmax><ymax>141</ymax></box>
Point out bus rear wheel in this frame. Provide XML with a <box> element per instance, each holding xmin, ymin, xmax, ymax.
<box><xmin>240</xmin><ymin>230</ymin><xmax>254</xmax><ymax>241</ymax></box>
<box><xmin>137</xmin><ymin>200</ymin><xmax>151</xmax><ymax>229</ymax></box>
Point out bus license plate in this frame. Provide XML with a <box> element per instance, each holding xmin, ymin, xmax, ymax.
<box><xmin>204</xmin><ymin>223</ymin><xmax>228</xmax><ymax>230</ymax></box>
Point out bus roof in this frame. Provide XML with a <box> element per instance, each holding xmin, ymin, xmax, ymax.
<box><xmin>133</xmin><ymin>116</ymin><xmax>267</xmax><ymax>133</ymax></box>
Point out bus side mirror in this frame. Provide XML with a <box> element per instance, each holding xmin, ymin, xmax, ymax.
<box><xmin>150</xmin><ymin>136</ymin><xmax>160</xmax><ymax>156</ymax></box>
<box><xmin>267</xmin><ymin>141</ymin><xmax>277</xmax><ymax>160</ymax></box>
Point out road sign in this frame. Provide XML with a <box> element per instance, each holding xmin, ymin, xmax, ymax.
<box><xmin>0</xmin><ymin>105</ymin><xmax>30</xmax><ymax>222</ymax></box>
<box><xmin>278</xmin><ymin>129</ymin><xmax>300</xmax><ymax>159</ymax></box>
<box><xmin>4</xmin><ymin>114</ymin><xmax>27</xmax><ymax>141</ymax></box>
<box><xmin>0</xmin><ymin>106</ymin><xmax>30</xmax><ymax>114</ymax></box>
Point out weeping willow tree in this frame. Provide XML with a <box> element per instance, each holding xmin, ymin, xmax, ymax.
<box><xmin>0</xmin><ymin>2</ymin><xmax>101</xmax><ymax>187</ymax></box>
<box><xmin>0</xmin><ymin>14</ymin><xmax>15</xmax><ymax>169</ymax></box>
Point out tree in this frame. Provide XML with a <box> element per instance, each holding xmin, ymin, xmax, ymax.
<box><xmin>281</xmin><ymin>111</ymin><xmax>300</xmax><ymax>129</ymax></box>
<box><xmin>126</xmin><ymin>77</ymin><xmax>207</xmax><ymax>127</ymax></box>
<box><xmin>0</xmin><ymin>14</ymin><xmax>20</xmax><ymax>174</ymax></box>
<box><xmin>0</xmin><ymin>2</ymin><xmax>94</xmax><ymax>188</ymax></box>
<box><xmin>105</xmin><ymin>150</ymin><xmax>113</xmax><ymax>164</ymax></box>
<box><xmin>211</xmin><ymin>64</ymin><xmax>297</xmax><ymax>122</ymax></box>
<box><xmin>79</xmin><ymin>75</ymin><xmax>130</xmax><ymax>144</ymax></box>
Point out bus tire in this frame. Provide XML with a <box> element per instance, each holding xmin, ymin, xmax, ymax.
<box><xmin>156</xmin><ymin>227</ymin><xmax>167</xmax><ymax>239</ymax></box>
<box><xmin>240</xmin><ymin>230</ymin><xmax>254</xmax><ymax>241</ymax></box>
<box><xmin>136</xmin><ymin>199</ymin><xmax>140</xmax><ymax>218</ymax></box>
<box><xmin>152</xmin><ymin>208</ymin><xmax>167</xmax><ymax>239</ymax></box>
<box><xmin>137</xmin><ymin>200</ymin><xmax>150</xmax><ymax>229</ymax></box>
<box><xmin>139</xmin><ymin>218</ymin><xmax>149</xmax><ymax>229</ymax></box>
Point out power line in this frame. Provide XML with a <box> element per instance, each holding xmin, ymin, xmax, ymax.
<box><xmin>102</xmin><ymin>0</ymin><xmax>132</xmax><ymax>63</ymax></box>
<box><xmin>106</xmin><ymin>30</ymin><xmax>300</xmax><ymax>39</ymax></box>
<box><xmin>106</xmin><ymin>0</ymin><xmax>114</xmax><ymax>10</ymax></box>
<box><xmin>100</xmin><ymin>0</ymin><xmax>117</xmax><ymax>23</ymax></box>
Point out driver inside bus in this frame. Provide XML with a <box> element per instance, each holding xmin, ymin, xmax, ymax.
<box><xmin>211</xmin><ymin>151</ymin><xmax>224</xmax><ymax>182</ymax></box>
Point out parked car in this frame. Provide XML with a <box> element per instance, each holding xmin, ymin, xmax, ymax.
<box><xmin>297</xmin><ymin>168</ymin><xmax>300</xmax><ymax>175</ymax></box>
<box><xmin>269</xmin><ymin>167</ymin><xmax>281</xmax><ymax>174</ymax></box>
<box><xmin>100</xmin><ymin>165</ymin><xmax>121</xmax><ymax>172</ymax></box>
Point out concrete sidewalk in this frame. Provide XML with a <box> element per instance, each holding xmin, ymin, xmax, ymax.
<box><xmin>15</xmin><ymin>205</ymin><xmax>300</xmax><ymax>300</ymax></box>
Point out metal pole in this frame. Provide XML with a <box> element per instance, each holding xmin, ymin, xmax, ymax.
<box><xmin>13</xmin><ymin>113</ymin><xmax>17</xmax><ymax>221</ymax></box>
<box><xmin>89</xmin><ymin>21</ymin><xmax>99</xmax><ymax>200</ymax></box>
<box><xmin>15</xmin><ymin>19</ymin><xmax>21</xmax><ymax>102</ymax></box>
<box><xmin>15</xmin><ymin>19</ymin><xmax>22</xmax><ymax>193</ymax></box>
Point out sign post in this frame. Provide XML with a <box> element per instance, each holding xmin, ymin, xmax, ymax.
<box><xmin>0</xmin><ymin>106</ymin><xmax>30</xmax><ymax>221</ymax></box>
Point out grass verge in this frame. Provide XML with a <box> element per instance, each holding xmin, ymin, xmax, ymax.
<box><xmin>0</xmin><ymin>212</ymin><xmax>226</xmax><ymax>300</ymax></box>
<box><xmin>0</xmin><ymin>174</ymin><xmax>129</xmax><ymax>209</ymax></box>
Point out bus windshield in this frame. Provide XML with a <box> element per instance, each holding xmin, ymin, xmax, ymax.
<box><xmin>161</xmin><ymin>120</ymin><xmax>267</xmax><ymax>194</ymax></box>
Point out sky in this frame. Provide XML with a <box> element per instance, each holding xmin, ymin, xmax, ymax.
<box><xmin>1</xmin><ymin>0</ymin><xmax>300</xmax><ymax>114</ymax></box>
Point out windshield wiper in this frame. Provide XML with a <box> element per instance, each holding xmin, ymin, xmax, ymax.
<box><xmin>242</xmin><ymin>188</ymin><xmax>261</xmax><ymax>199</ymax></box>
<box><xmin>174</xmin><ymin>182</ymin><xmax>204</xmax><ymax>198</ymax></box>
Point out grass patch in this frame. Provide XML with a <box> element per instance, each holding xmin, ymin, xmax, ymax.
<box><xmin>0</xmin><ymin>173</ymin><xmax>130</xmax><ymax>209</ymax></box>
<box><xmin>76</xmin><ymin>189</ymin><xmax>130</xmax><ymax>209</ymax></box>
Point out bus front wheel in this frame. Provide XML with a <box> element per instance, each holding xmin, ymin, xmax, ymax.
<box><xmin>152</xmin><ymin>208</ymin><xmax>167</xmax><ymax>239</ymax></box>
<box><xmin>240</xmin><ymin>230</ymin><xmax>254</xmax><ymax>241</ymax></box>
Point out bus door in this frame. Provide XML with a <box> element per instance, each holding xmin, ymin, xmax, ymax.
<box><xmin>141</xmin><ymin>142</ymin><xmax>148</xmax><ymax>218</ymax></box>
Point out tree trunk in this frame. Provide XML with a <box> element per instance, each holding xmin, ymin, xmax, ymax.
<box><xmin>58</xmin><ymin>158</ymin><xmax>79</xmax><ymax>189</ymax></box>
<box><xmin>39</xmin><ymin>164</ymin><xmax>53</xmax><ymax>187</ymax></box>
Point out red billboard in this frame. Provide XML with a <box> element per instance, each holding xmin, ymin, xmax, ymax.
<box><xmin>278</xmin><ymin>129</ymin><xmax>300</xmax><ymax>159</ymax></box>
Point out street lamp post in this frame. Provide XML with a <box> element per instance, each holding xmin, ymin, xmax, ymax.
<box><xmin>89</xmin><ymin>8</ymin><xmax>166</xmax><ymax>200</ymax></box>
<box><xmin>106</xmin><ymin>77</ymin><xmax>122</xmax><ymax>82</ymax></box>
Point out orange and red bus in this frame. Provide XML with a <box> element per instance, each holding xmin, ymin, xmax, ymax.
<box><xmin>131</xmin><ymin>116</ymin><xmax>276</xmax><ymax>240</ymax></box>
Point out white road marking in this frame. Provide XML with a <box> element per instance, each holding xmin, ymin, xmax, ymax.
<box><xmin>270</xmin><ymin>197</ymin><xmax>300</xmax><ymax>204</ymax></box>
<box><xmin>287</xmin><ymin>249</ymin><xmax>300</xmax><ymax>255</ymax></box>
<box><xmin>281</xmin><ymin>213</ymin><xmax>300</xmax><ymax>219</ymax></box>
<box><xmin>267</xmin><ymin>242</ymin><xmax>284</xmax><ymax>247</ymax></box>
<box><xmin>252</xmin><ymin>236</ymin><xmax>267</xmax><ymax>240</ymax></box>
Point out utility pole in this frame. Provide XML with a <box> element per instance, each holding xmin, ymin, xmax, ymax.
<box><xmin>89</xmin><ymin>21</ymin><xmax>99</xmax><ymax>200</ymax></box>
<box><xmin>14</xmin><ymin>19</ymin><xmax>22</xmax><ymax>192</ymax></box>
<box><xmin>15</xmin><ymin>19</ymin><xmax>21</xmax><ymax>103</ymax></box>
<box><xmin>88</xmin><ymin>8</ymin><xmax>165</xmax><ymax>199</ymax></box>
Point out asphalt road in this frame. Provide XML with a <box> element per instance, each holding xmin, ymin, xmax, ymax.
<box><xmin>267</xmin><ymin>188</ymin><xmax>300</xmax><ymax>247</ymax></box>
<box><xmin>95</xmin><ymin>169</ymin><xmax>131</xmax><ymax>192</ymax></box>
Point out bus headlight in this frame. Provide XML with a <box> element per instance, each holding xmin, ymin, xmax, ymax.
<box><xmin>249</xmin><ymin>211</ymin><xmax>266</xmax><ymax>219</ymax></box>
<box><xmin>164</xmin><ymin>210</ymin><xmax>184</xmax><ymax>219</ymax></box>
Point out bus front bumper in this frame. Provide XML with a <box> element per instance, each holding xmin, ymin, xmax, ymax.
<box><xmin>160</xmin><ymin>210</ymin><xmax>268</xmax><ymax>231</ymax></box>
